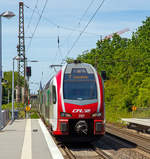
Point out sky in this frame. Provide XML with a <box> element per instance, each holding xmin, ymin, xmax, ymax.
<box><xmin>1</xmin><ymin>0</ymin><xmax>150</xmax><ymax>93</ymax></box>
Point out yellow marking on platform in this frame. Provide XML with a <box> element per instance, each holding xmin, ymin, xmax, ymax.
<box><xmin>21</xmin><ymin>119</ymin><xmax>32</xmax><ymax>159</ymax></box>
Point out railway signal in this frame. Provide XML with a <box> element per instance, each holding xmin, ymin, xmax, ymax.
<box><xmin>26</xmin><ymin>66</ymin><xmax>31</xmax><ymax>77</ymax></box>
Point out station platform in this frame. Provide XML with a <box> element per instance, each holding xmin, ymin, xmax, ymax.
<box><xmin>122</xmin><ymin>118</ymin><xmax>150</xmax><ymax>127</ymax></box>
<box><xmin>0</xmin><ymin>119</ymin><xmax>64</xmax><ymax>159</ymax></box>
<box><xmin>122</xmin><ymin>118</ymin><xmax>150</xmax><ymax>133</ymax></box>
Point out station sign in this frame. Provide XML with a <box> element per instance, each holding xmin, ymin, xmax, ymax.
<box><xmin>132</xmin><ymin>106</ymin><xmax>137</xmax><ymax>111</ymax></box>
<box><xmin>26</xmin><ymin>105</ymin><xmax>31</xmax><ymax>111</ymax></box>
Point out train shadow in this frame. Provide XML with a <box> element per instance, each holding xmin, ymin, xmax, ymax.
<box><xmin>55</xmin><ymin>135</ymin><xmax>103</xmax><ymax>143</ymax></box>
<box><xmin>92</xmin><ymin>133</ymin><xmax>137</xmax><ymax>151</ymax></box>
<box><xmin>58</xmin><ymin>134</ymin><xmax>148</xmax><ymax>159</ymax></box>
<box><xmin>58</xmin><ymin>134</ymin><xmax>137</xmax><ymax>151</ymax></box>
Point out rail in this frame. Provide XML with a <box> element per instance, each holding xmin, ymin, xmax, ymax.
<box><xmin>106</xmin><ymin>124</ymin><xmax>150</xmax><ymax>154</ymax></box>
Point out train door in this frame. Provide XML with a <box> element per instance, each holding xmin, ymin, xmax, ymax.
<box><xmin>45</xmin><ymin>89</ymin><xmax>50</xmax><ymax>120</ymax></box>
<box><xmin>49</xmin><ymin>82</ymin><xmax>53</xmax><ymax>124</ymax></box>
<box><xmin>51</xmin><ymin>78</ymin><xmax>58</xmax><ymax>131</ymax></box>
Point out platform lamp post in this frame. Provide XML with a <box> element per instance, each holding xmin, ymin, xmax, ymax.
<box><xmin>0</xmin><ymin>11</ymin><xmax>15</xmax><ymax>123</ymax></box>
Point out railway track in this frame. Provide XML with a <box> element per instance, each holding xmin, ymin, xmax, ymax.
<box><xmin>93</xmin><ymin>132</ymin><xmax>150</xmax><ymax>159</ymax></box>
<box><xmin>58</xmin><ymin>143</ymin><xmax>76</xmax><ymax>159</ymax></box>
<box><xmin>41</xmin><ymin>115</ymin><xmax>150</xmax><ymax>159</ymax></box>
<box><xmin>91</xmin><ymin>144</ymin><xmax>113</xmax><ymax>159</ymax></box>
<box><xmin>40</xmin><ymin>115</ymin><xmax>112</xmax><ymax>159</ymax></box>
<box><xmin>59</xmin><ymin>142</ymin><xmax>113</xmax><ymax>159</ymax></box>
<box><xmin>106</xmin><ymin>124</ymin><xmax>150</xmax><ymax>155</ymax></box>
<box><xmin>58</xmin><ymin>125</ymin><xmax>150</xmax><ymax>159</ymax></box>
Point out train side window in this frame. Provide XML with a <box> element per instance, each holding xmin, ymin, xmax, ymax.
<box><xmin>41</xmin><ymin>94</ymin><xmax>43</xmax><ymax>104</ymax></box>
<box><xmin>47</xmin><ymin>90</ymin><xmax>50</xmax><ymax>105</ymax></box>
<box><xmin>52</xmin><ymin>86</ymin><xmax>56</xmax><ymax>104</ymax></box>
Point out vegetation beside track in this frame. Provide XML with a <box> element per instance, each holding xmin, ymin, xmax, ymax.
<box><xmin>2</xmin><ymin>17</ymin><xmax>150</xmax><ymax>124</ymax></box>
<box><xmin>2</xmin><ymin>102</ymin><xmax>25</xmax><ymax>118</ymax></box>
<box><xmin>2</xmin><ymin>103</ymin><xmax>39</xmax><ymax>119</ymax></box>
<box><xmin>68</xmin><ymin>17</ymin><xmax>150</xmax><ymax>124</ymax></box>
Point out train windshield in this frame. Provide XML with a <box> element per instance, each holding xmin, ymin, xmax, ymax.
<box><xmin>63</xmin><ymin>68</ymin><xmax>97</xmax><ymax>100</ymax></box>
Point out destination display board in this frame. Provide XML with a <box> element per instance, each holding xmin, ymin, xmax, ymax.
<box><xmin>64</xmin><ymin>68</ymin><xmax>95</xmax><ymax>81</ymax></box>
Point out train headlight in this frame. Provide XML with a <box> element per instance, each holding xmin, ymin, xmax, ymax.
<box><xmin>92</xmin><ymin>112</ymin><xmax>101</xmax><ymax>117</ymax></box>
<box><xmin>60</xmin><ymin>112</ymin><xmax>72</xmax><ymax>117</ymax></box>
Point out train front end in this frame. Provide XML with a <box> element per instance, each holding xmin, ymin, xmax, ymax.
<box><xmin>54</xmin><ymin>62</ymin><xmax>105</xmax><ymax>138</ymax></box>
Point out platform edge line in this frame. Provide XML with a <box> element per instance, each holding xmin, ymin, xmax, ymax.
<box><xmin>38</xmin><ymin>119</ymin><xmax>64</xmax><ymax>159</ymax></box>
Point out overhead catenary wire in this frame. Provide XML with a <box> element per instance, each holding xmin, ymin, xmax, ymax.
<box><xmin>25</xmin><ymin>4</ymin><xmax>104</xmax><ymax>37</ymax></box>
<box><xmin>59</xmin><ymin>0</ymin><xmax>96</xmax><ymax>63</ymax></box>
<box><xmin>25</xmin><ymin>2</ymin><xmax>105</xmax><ymax>66</ymax></box>
<box><xmin>26</xmin><ymin>0</ymin><xmax>48</xmax><ymax>53</ymax></box>
<box><xmin>58</xmin><ymin>0</ymin><xmax>97</xmax><ymax>57</ymax></box>
<box><xmin>26</xmin><ymin>0</ymin><xmax>39</xmax><ymax>34</ymax></box>
<box><xmin>78</xmin><ymin>0</ymin><xmax>96</xmax><ymax>26</ymax></box>
<box><xmin>24</xmin><ymin>0</ymin><xmax>105</xmax><ymax>71</ymax></box>
<box><xmin>25</xmin><ymin>3</ymin><xmax>59</xmax><ymax>27</ymax></box>
<box><xmin>63</xmin><ymin>0</ymin><xmax>106</xmax><ymax>61</ymax></box>
<box><xmin>54</xmin><ymin>0</ymin><xmax>99</xmax><ymax>66</ymax></box>
<box><xmin>54</xmin><ymin>0</ymin><xmax>104</xmax><ymax>65</ymax></box>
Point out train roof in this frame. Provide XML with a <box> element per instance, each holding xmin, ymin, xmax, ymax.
<box><xmin>65</xmin><ymin>62</ymin><xmax>94</xmax><ymax>74</ymax></box>
<box><xmin>43</xmin><ymin>62</ymin><xmax>95</xmax><ymax>90</ymax></box>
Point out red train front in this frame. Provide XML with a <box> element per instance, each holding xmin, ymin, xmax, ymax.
<box><xmin>38</xmin><ymin>61</ymin><xmax>106</xmax><ymax>140</ymax></box>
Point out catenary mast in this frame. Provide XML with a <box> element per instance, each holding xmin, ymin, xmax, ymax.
<box><xmin>16</xmin><ymin>2</ymin><xmax>26</xmax><ymax>104</ymax></box>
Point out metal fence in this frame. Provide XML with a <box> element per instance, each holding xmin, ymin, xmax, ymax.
<box><xmin>0</xmin><ymin>110</ymin><xmax>9</xmax><ymax>130</ymax></box>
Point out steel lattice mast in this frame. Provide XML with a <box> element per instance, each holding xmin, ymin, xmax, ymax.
<box><xmin>16</xmin><ymin>2</ymin><xmax>26</xmax><ymax>103</ymax></box>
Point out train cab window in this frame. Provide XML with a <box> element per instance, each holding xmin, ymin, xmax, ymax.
<box><xmin>52</xmin><ymin>86</ymin><xmax>56</xmax><ymax>104</ymax></box>
<box><xmin>63</xmin><ymin>70</ymin><xmax>97</xmax><ymax>100</ymax></box>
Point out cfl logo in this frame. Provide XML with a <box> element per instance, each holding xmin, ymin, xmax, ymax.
<box><xmin>72</xmin><ymin>109</ymin><xmax>91</xmax><ymax>113</ymax></box>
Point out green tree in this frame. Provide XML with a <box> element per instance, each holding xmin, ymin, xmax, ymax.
<box><xmin>2</xmin><ymin>71</ymin><xmax>24</xmax><ymax>104</ymax></box>
<box><xmin>74</xmin><ymin>16</ymin><xmax>150</xmax><ymax>111</ymax></box>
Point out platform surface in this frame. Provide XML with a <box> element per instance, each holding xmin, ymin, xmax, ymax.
<box><xmin>122</xmin><ymin>118</ymin><xmax>150</xmax><ymax>127</ymax></box>
<box><xmin>0</xmin><ymin>119</ymin><xmax>64</xmax><ymax>159</ymax></box>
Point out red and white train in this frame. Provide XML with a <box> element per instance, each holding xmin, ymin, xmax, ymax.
<box><xmin>37</xmin><ymin>61</ymin><xmax>106</xmax><ymax>140</ymax></box>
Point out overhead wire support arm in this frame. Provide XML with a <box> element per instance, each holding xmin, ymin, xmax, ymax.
<box><xmin>49</xmin><ymin>65</ymin><xmax>62</xmax><ymax>72</ymax></box>
<box><xmin>49</xmin><ymin>65</ymin><xmax>62</xmax><ymax>68</ymax></box>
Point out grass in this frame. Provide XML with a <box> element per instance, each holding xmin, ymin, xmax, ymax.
<box><xmin>106</xmin><ymin>106</ymin><xmax>150</xmax><ymax>125</ymax></box>
<box><xmin>3</xmin><ymin>103</ymin><xmax>149</xmax><ymax>124</ymax></box>
<box><xmin>30</xmin><ymin>111</ymin><xmax>39</xmax><ymax>119</ymax></box>
<box><xmin>2</xmin><ymin>103</ymin><xmax>40</xmax><ymax>119</ymax></box>
<box><xmin>2</xmin><ymin>102</ymin><xmax>24</xmax><ymax>110</ymax></box>
<box><xmin>2</xmin><ymin>102</ymin><xmax>25</xmax><ymax>119</ymax></box>
<box><xmin>106</xmin><ymin>108</ymin><xmax>131</xmax><ymax>124</ymax></box>
<box><xmin>131</xmin><ymin>108</ymin><xmax>150</xmax><ymax>118</ymax></box>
